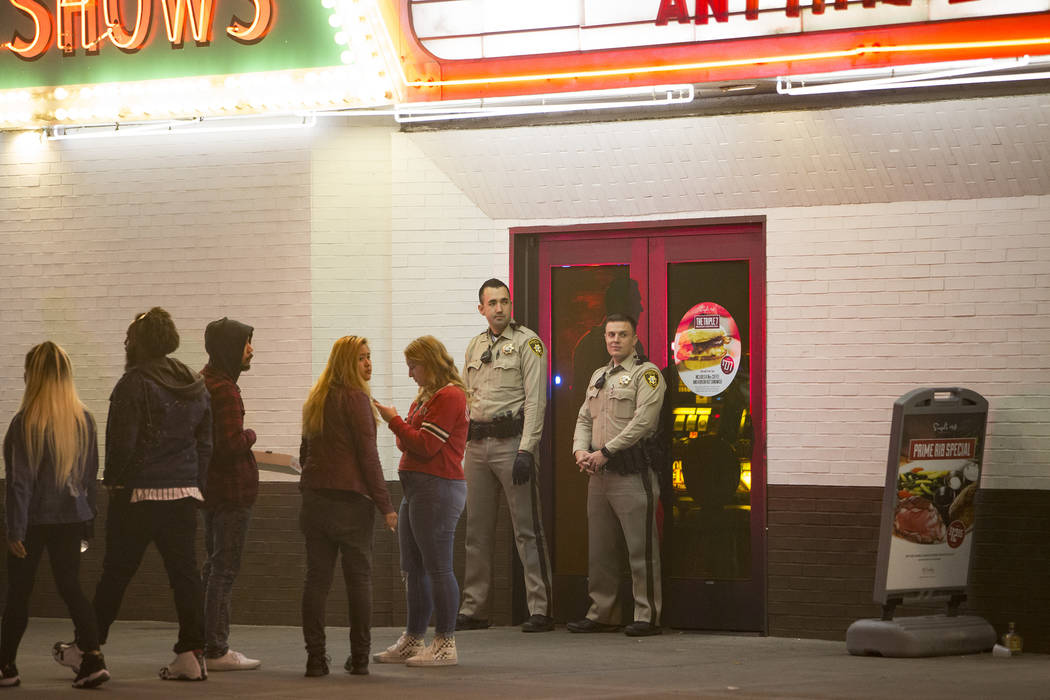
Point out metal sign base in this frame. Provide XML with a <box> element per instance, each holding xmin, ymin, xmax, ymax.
<box><xmin>846</xmin><ymin>614</ymin><xmax>995</xmax><ymax>657</ymax></box>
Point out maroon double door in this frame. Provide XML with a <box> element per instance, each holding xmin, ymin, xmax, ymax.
<box><xmin>513</xmin><ymin>219</ymin><xmax>767</xmax><ymax>632</ymax></box>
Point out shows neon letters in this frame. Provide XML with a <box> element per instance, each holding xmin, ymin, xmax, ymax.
<box><xmin>3</xmin><ymin>0</ymin><xmax>275</xmax><ymax>59</ymax></box>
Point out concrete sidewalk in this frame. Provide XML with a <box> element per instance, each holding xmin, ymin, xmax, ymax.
<box><xmin>7</xmin><ymin>618</ymin><xmax>1046</xmax><ymax>698</ymax></box>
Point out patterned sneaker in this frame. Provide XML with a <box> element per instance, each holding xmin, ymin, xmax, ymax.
<box><xmin>0</xmin><ymin>664</ymin><xmax>19</xmax><ymax>687</ymax></box>
<box><xmin>73</xmin><ymin>651</ymin><xmax>110</xmax><ymax>689</ymax></box>
<box><xmin>372</xmin><ymin>633</ymin><xmax>425</xmax><ymax>664</ymax></box>
<box><xmin>206</xmin><ymin>650</ymin><xmax>261</xmax><ymax>671</ymax></box>
<box><xmin>405</xmin><ymin>636</ymin><xmax>458</xmax><ymax>667</ymax></box>
<box><xmin>52</xmin><ymin>640</ymin><xmax>83</xmax><ymax>673</ymax></box>
<box><xmin>158</xmin><ymin>650</ymin><xmax>207</xmax><ymax>681</ymax></box>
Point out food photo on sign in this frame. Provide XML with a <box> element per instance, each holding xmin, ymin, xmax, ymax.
<box><xmin>672</xmin><ymin>302</ymin><xmax>741</xmax><ymax>398</ymax></box>
<box><xmin>884</xmin><ymin>413</ymin><xmax>985</xmax><ymax>593</ymax></box>
<box><xmin>893</xmin><ymin>453</ymin><xmax>979</xmax><ymax>547</ymax></box>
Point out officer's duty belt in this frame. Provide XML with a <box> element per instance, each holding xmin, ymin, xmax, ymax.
<box><xmin>468</xmin><ymin>414</ymin><xmax>524</xmax><ymax>441</ymax></box>
<box><xmin>593</xmin><ymin>439</ymin><xmax>654</xmax><ymax>475</ymax></box>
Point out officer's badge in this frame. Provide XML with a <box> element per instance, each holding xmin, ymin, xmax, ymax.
<box><xmin>528</xmin><ymin>338</ymin><xmax>544</xmax><ymax>357</ymax></box>
<box><xmin>618</xmin><ymin>374</ymin><xmax>631</xmax><ymax>386</ymax></box>
<box><xmin>502</xmin><ymin>344</ymin><xmax>515</xmax><ymax>355</ymax></box>
<box><xmin>643</xmin><ymin>369</ymin><xmax>660</xmax><ymax>388</ymax></box>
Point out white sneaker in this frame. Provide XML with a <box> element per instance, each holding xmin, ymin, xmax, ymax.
<box><xmin>406</xmin><ymin>636</ymin><xmax>458</xmax><ymax>667</ymax></box>
<box><xmin>52</xmin><ymin>640</ymin><xmax>83</xmax><ymax>674</ymax></box>
<box><xmin>373</xmin><ymin>633</ymin><xmax>425</xmax><ymax>664</ymax></box>
<box><xmin>206</xmin><ymin>649</ymin><xmax>261</xmax><ymax>671</ymax></box>
<box><xmin>159</xmin><ymin>650</ymin><xmax>207</xmax><ymax>681</ymax></box>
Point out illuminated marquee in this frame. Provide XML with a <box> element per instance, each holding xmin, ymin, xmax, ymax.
<box><xmin>658</xmin><ymin>0</ymin><xmax>981</xmax><ymax>26</ymax></box>
<box><xmin>407</xmin><ymin>0</ymin><xmax>1049</xmax><ymax>60</ymax></box>
<box><xmin>3</xmin><ymin>0</ymin><xmax>274</xmax><ymax>59</ymax></box>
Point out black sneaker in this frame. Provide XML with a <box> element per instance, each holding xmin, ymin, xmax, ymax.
<box><xmin>73</xmin><ymin>651</ymin><xmax>110</xmax><ymax>689</ymax></box>
<box><xmin>304</xmin><ymin>653</ymin><xmax>330</xmax><ymax>677</ymax></box>
<box><xmin>624</xmin><ymin>621</ymin><xmax>663</xmax><ymax>637</ymax></box>
<box><xmin>521</xmin><ymin>614</ymin><xmax>555</xmax><ymax>633</ymax></box>
<box><xmin>344</xmin><ymin>654</ymin><xmax>369</xmax><ymax>676</ymax></box>
<box><xmin>455</xmin><ymin>614</ymin><xmax>490</xmax><ymax>631</ymax></box>
<box><xmin>0</xmin><ymin>664</ymin><xmax>19</xmax><ymax>687</ymax></box>
<box><xmin>566</xmin><ymin>618</ymin><xmax>623</xmax><ymax>633</ymax></box>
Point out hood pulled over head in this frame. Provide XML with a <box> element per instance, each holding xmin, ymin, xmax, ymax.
<box><xmin>205</xmin><ymin>317</ymin><xmax>254</xmax><ymax>383</ymax></box>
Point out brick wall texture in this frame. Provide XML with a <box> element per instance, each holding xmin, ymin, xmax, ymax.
<box><xmin>3</xmin><ymin>481</ymin><xmax>1043</xmax><ymax>653</ymax></box>
<box><xmin>0</xmin><ymin>481</ymin><xmax>516</xmax><ymax>630</ymax></box>
<box><xmin>768</xmin><ymin>485</ymin><xmax>1050</xmax><ymax>653</ymax></box>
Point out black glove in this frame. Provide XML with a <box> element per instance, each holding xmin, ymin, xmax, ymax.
<box><xmin>512</xmin><ymin>451</ymin><xmax>533</xmax><ymax>485</ymax></box>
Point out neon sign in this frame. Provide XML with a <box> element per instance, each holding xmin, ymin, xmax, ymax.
<box><xmin>3</xmin><ymin>0</ymin><xmax>275</xmax><ymax>59</ymax></box>
<box><xmin>406</xmin><ymin>0</ymin><xmax>1049</xmax><ymax>61</ymax></box>
<box><xmin>656</xmin><ymin>0</ymin><xmax>975</xmax><ymax>25</ymax></box>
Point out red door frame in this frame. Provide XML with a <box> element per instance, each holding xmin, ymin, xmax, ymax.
<box><xmin>512</xmin><ymin>217</ymin><xmax>768</xmax><ymax>631</ymax></box>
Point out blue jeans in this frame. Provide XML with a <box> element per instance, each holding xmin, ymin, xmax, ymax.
<box><xmin>202</xmin><ymin>506</ymin><xmax>252</xmax><ymax>658</ymax></box>
<box><xmin>398</xmin><ymin>471</ymin><xmax>466</xmax><ymax>637</ymax></box>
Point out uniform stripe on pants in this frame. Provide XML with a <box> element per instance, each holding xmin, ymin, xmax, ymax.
<box><xmin>529</xmin><ymin>464</ymin><xmax>553</xmax><ymax>610</ymax></box>
<box><xmin>640</xmin><ymin>467</ymin><xmax>657</xmax><ymax>625</ymax></box>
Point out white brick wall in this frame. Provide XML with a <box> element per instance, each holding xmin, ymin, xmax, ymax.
<box><xmin>0</xmin><ymin>128</ymin><xmax>315</xmax><ymax>473</ymax></box>
<box><xmin>3</xmin><ymin>117</ymin><xmax>1047</xmax><ymax>491</ymax></box>
<box><xmin>764</xmin><ymin>198</ymin><xmax>1050</xmax><ymax>490</ymax></box>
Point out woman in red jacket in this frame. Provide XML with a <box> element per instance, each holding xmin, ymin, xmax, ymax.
<box><xmin>374</xmin><ymin>336</ymin><xmax>468</xmax><ymax>668</ymax></box>
<box><xmin>298</xmin><ymin>335</ymin><xmax>397</xmax><ymax>678</ymax></box>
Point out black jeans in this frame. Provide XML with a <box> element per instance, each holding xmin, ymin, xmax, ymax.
<box><xmin>299</xmin><ymin>488</ymin><xmax>376</xmax><ymax>659</ymax></box>
<box><xmin>93</xmin><ymin>490</ymin><xmax>204</xmax><ymax>653</ymax></box>
<box><xmin>1</xmin><ymin>523</ymin><xmax>100</xmax><ymax>666</ymax></box>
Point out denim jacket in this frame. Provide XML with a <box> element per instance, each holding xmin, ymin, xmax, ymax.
<box><xmin>103</xmin><ymin>357</ymin><xmax>212</xmax><ymax>490</ymax></box>
<box><xmin>3</xmin><ymin>411</ymin><xmax>99</xmax><ymax>543</ymax></box>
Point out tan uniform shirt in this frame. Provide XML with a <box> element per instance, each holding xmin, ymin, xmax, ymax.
<box><xmin>464</xmin><ymin>322</ymin><xmax>548</xmax><ymax>457</ymax></box>
<box><xmin>572</xmin><ymin>354</ymin><xmax>665</xmax><ymax>455</ymax></box>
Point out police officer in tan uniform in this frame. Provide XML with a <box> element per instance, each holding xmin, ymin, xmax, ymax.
<box><xmin>457</xmin><ymin>279</ymin><xmax>554</xmax><ymax>633</ymax></box>
<box><xmin>568</xmin><ymin>313</ymin><xmax>666</xmax><ymax>637</ymax></box>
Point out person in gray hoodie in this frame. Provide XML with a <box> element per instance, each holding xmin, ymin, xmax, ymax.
<box><xmin>52</xmin><ymin>308</ymin><xmax>213</xmax><ymax>682</ymax></box>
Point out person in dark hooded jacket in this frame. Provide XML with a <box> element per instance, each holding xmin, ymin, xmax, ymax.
<box><xmin>52</xmin><ymin>308</ymin><xmax>213</xmax><ymax>682</ymax></box>
<box><xmin>199</xmin><ymin>317</ymin><xmax>262</xmax><ymax>671</ymax></box>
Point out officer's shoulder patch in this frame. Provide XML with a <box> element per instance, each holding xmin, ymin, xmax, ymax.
<box><xmin>527</xmin><ymin>337</ymin><xmax>544</xmax><ymax>357</ymax></box>
<box><xmin>643</xmin><ymin>368</ymin><xmax>660</xmax><ymax>388</ymax></box>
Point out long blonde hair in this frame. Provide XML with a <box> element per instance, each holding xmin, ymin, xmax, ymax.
<box><xmin>20</xmin><ymin>341</ymin><xmax>90</xmax><ymax>487</ymax></box>
<box><xmin>404</xmin><ymin>336</ymin><xmax>467</xmax><ymax>404</ymax></box>
<box><xmin>302</xmin><ymin>335</ymin><xmax>371</xmax><ymax>437</ymax></box>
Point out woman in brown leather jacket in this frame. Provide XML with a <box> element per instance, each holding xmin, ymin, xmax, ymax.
<box><xmin>298</xmin><ymin>336</ymin><xmax>397</xmax><ymax>678</ymax></box>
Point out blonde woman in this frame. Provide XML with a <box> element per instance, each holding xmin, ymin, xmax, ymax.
<box><xmin>374</xmin><ymin>336</ymin><xmax>469</xmax><ymax>667</ymax></box>
<box><xmin>1</xmin><ymin>342</ymin><xmax>109</xmax><ymax>689</ymax></box>
<box><xmin>298</xmin><ymin>336</ymin><xmax>396</xmax><ymax>678</ymax></box>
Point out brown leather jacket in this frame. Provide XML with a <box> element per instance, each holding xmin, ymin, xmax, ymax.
<box><xmin>299</xmin><ymin>386</ymin><xmax>393</xmax><ymax>515</ymax></box>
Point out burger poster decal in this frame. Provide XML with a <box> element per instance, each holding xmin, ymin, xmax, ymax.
<box><xmin>673</xmin><ymin>302</ymin><xmax>740</xmax><ymax>398</ymax></box>
<box><xmin>885</xmin><ymin>412</ymin><xmax>983</xmax><ymax>593</ymax></box>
